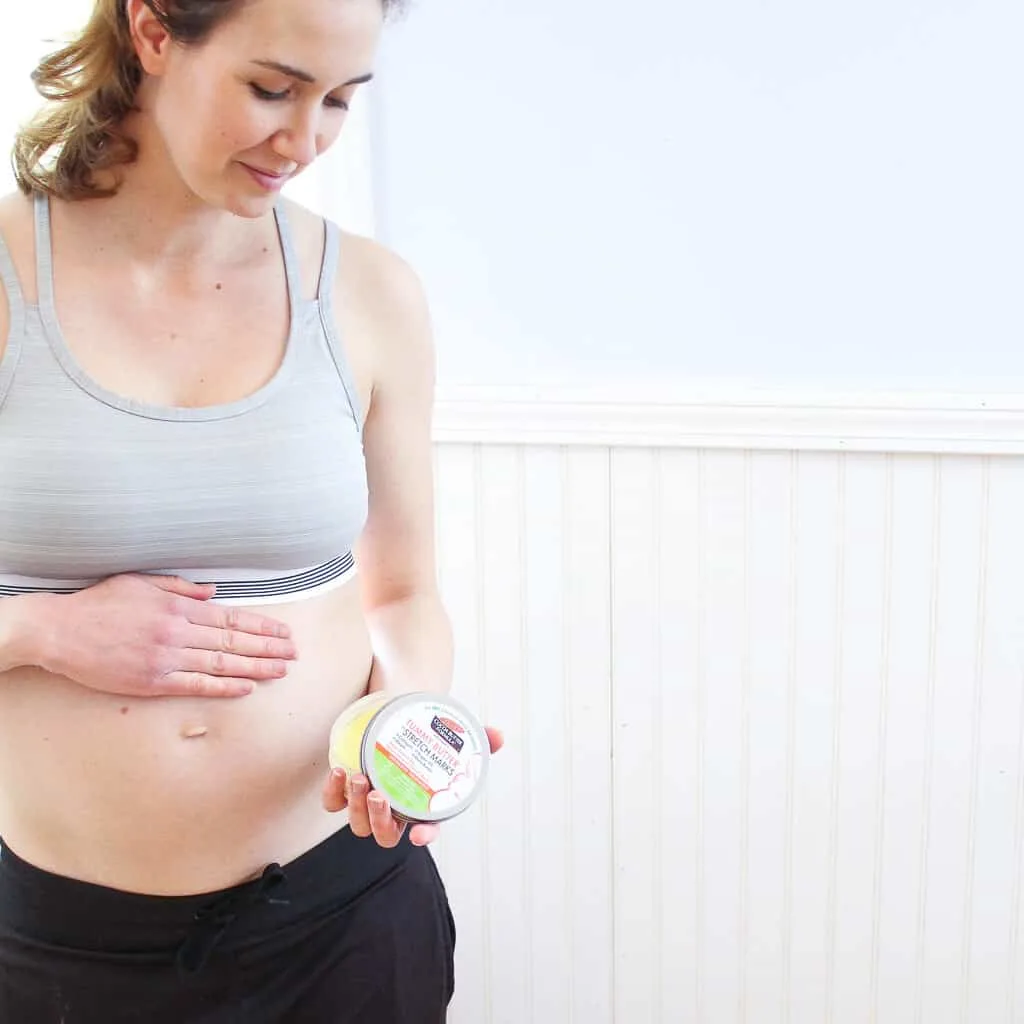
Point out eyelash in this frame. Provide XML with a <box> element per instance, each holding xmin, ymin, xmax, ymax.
<box><xmin>249</xmin><ymin>83</ymin><xmax>349</xmax><ymax>111</ymax></box>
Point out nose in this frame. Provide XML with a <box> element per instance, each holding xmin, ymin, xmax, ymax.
<box><xmin>272</xmin><ymin>107</ymin><xmax>323</xmax><ymax>169</ymax></box>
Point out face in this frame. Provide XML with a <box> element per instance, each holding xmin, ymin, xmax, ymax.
<box><xmin>129</xmin><ymin>0</ymin><xmax>384</xmax><ymax>215</ymax></box>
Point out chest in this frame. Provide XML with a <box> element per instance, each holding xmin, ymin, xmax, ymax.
<box><xmin>51</xmin><ymin>258</ymin><xmax>291</xmax><ymax>409</ymax></box>
<box><xmin>0</xmin><ymin>318</ymin><xmax>368</xmax><ymax>579</ymax></box>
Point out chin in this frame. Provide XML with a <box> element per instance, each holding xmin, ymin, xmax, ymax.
<box><xmin>227</xmin><ymin>196</ymin><xmax>278</xmax><ymax>219</ymax></box>
<box><xmin>207</xmin><ymin>188</ymin><xmax>278</xmax><ymax>220</ymax></box>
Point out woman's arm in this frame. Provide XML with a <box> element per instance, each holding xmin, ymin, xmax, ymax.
<box><xmin>353</xmin><ymin>242</ymin><xmax>453</xmax><ymax>698</ymax></box>
<box><xmin>323</xmin><ymin>237</ymin><xmax>487</xmax><ymax>847</ymax></box>
<box><xmin>0</xmin><ymin>579</ymin><xmax>295</xmax><ymax>693</ymax></box>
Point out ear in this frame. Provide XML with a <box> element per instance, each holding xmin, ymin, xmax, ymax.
<box><xmin>124</xmin><ymin>0</ymin><xmax>175</xmax><ymax>76</ymax></box>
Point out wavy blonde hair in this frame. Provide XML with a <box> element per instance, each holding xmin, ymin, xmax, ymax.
<box><xmin>12</xmin><ymin>0</ymin><xmax>397</xmax><ymax>201</ymax></box>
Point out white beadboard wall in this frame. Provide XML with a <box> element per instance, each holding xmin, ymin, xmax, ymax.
<box><xmin>428</xmin><ymin>394</ymin><xmax>1024</xmax><ymax>1024</ymax></box>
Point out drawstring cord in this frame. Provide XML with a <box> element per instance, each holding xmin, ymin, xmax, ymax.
<box><xmin>176</xmin><ymin>863</ymin><xmax>290</xmax><ymax>975</ymax></box>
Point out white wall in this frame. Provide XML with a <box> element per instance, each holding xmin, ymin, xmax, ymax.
<box><xmin>371</xmin><ymin>0</ymin><xmax>1024</xmax><ymax>394</ymax></box>
<box><xmin>432</xmin><ymin>408</ymin><xmax>1024</xmax><ymax>1024</ymax></box>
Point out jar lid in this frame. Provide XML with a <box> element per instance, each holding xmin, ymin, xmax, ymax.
<box><xmin>361</xmin><ymin>692</ymin><xmax>490</xmax><ymax>824</ymax></box>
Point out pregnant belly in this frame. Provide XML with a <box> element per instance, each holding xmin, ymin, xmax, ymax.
<box><xmin>0</xmin><ymin>584</ymin><xmax>373</xmax><ymax>894</ymax></box>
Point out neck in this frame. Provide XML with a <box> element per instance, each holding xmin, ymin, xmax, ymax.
<box><xmin>82</xmin><ymin>115</ymin><xmax>272</xmax><ymax>267</ymax></box>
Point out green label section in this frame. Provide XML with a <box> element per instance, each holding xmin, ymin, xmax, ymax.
<box><xmin>373</xmin><ymin>750</ymin><xmax>431</xmax><ymax>814</ymax></box>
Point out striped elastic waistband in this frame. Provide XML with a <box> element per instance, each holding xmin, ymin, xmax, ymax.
<box><xmin>0</xmin><ymin>551</ymin><xmax>357</xmax><ymax>606</ymax></box>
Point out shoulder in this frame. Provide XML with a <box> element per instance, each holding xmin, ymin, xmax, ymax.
<box><xmin>277</xmin><ymin>197</ymin><xmax>434</xmax><ymax>405</ymax></box>
<box><xmin>0</xmin><ymin>190</ymin><xmax>35</xmax><ymax>258</ymax></box>
<box><xmin>0</xmin><ymin>191</ymin><xmax>35</xmax><ymax>366</ymax></box>
<box><xmin>0</xmin><ymin>189</ymin><xmax>33</xmax><ymax>226</ymax></box>
<box><xmin>336</xmin><ymin>230</ymin><xmax>435</xmax><ymax>401</ymax></box>
<box><xmin>279</xmin><ymin>193</ymin><xmax>429</xmax><ymax>316</ymax></box>
<box><xmin>280</xmin><ymin>197</ymin><xmax>429</xmax><ymax>336</ymax></box>
<box><xmin>0</xmin><ymin>190</ymin><xmax>36</xmax><ymax>289</ymax></box>
<box><xmin>340</xmin><ymin>232</ymin><xmax>430</xmax><ymax>339</ymax></box>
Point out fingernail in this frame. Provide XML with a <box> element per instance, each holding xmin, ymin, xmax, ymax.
<box><xmin>368</xmin><ymin>796</ymin><xmax>385</xmax><ymax>812</ymax></box>
<box><xmin>352</xmin><ymin>776</ymin><xmax>367</xmax><ymax>792</ymax></box>
<box><xmin>331</xmin><ymin>767</ymin><xmax>345</xmax><ymax>780</ymax></box>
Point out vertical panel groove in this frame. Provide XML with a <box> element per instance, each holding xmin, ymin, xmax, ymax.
<box><xmin>517</xmin><ymin>447</ymin><xmax>534</xmax><ymax>1024</ymax></box>
<box><xmin>696</xmin><ymin>449</ymin><xmax>707</xmax><ymax>1024</ymax></box>
<box><xmin>959</xmin><ymin>457</ymin><xmax>992</xmax><ymax>1024</ymax></box>
<box><xmin>824</xmin><ymin>452</ymin><xmax>848</xmax><ymax>1024</ymax></box>
<box><xmin>738</xmin><ymin>451</ymin><xmax>752</xmax><ymax>1024</ymax></box>
<box><xmin>869</xmin><ymin>455</ymin><xmax>896</xmax><ymax>1023</ymax></box>
<box><xmin>606</xmin><ymin>446</ymin><xmax>617</xmax><ymax>1021</ymax></box>
<box><xmin>560</xmin><ymin>448</ymin><xmax>574</xmax><ymax>1024</ymax></box>
<box><xmin>653</xmin><ymin>452</ymin><xmax>665</xmax><ymax>1024</ymax></box>
<box><xmin>913</xmin><ymin>456</ymin><xmax>943</xmax><ymax>1024</ymax></box>
<box><xmin>781</xmin><ymin>451</ymin><xmax>800</xmax><ymax>1024</ymax></box>
<box><xmin>432</xmin><ymin>448</ymin><xmax>447</xmax><ymax>879</ymax></box>
<box><xmin>472</xmin><ymin>445</ymin><xmax>494</xmax><ymax>1024</ymax></box>
<box><xmin>1007</xmin><ymin>663</ymin><xmax>1024</xmax><ymax>1024</ymax></box>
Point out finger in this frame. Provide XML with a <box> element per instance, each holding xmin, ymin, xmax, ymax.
<box><xmin>143</xmin><ymin>575</ymin><xmax>217</xmax><ymax>600</ymax></box>
<box><xmin>322</xmin><ymin>768</ymin><xmax>349</xmax><ymax>813</ymax></box>
<box><xmin>153</xmin><ymin>672</ymin><xmax>254</xmax><ymax>698</ymax></box>
<box><xmin>485</xmin><ymin>726</ymin><xmax>505</xmax><ymax>754</ymax></box>
<box><xmin>367</xmin><ymin>792</ymin><xmax>406</xmax><ymax>849</ymax></box>
<box><xmin>408</xmin><ymin>823</ymin><xmax>441</xmax><ymax>847</ymax></box>
<box><xmin>190</xmin><ymin>603</ymin><xmax>291</xmax><ymax>640</ymax></box>
<box><xmin>347</xmin><ymin>775</ymin><xmax>373</xmax><ymax>838</ymax></box>
<box><xmin>187</xmin><ymin>625</ymin><xmax>296</xmax><ymax>661</ymax></box>
<box><xmin>183</xmin><ymin>649</ymin><xmax>289</xmax><ymax>681</ymax></box>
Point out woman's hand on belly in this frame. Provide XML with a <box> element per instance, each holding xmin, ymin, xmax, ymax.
<box><xmin>25</xmin><ymin>573</ymin><xmax>297</xmax><ymax>698</ymax></box>
<box><xmin>322</xmin><ymin>727</ymin><xmax>505</xmax><ymax>848</ymax></box>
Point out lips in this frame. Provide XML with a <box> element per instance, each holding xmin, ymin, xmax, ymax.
<box><xmin>240</xmin><ymin>163</ymin><xmax>294</xmax><ymax>192</ymax></box>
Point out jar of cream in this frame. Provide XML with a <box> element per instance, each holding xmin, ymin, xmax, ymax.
<box><xmin>328</xmin><ymin>691</ymin><xmax>490</xmax><ymax>824</ymax></box>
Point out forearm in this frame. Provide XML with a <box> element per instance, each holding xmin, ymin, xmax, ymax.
<box><xmin>0</xmin><ymin>594</ymin><xmax>52</xmax><ymax>674</ymax></box>
<box><xmin>364</xmin><ymin>591</ymin><xmax>454</xmax><ymax>698</ymax></box>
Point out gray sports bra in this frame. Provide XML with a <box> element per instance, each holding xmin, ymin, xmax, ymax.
<box><xmin>0</xmin><ymin>194</ymin><xmax>368</xmax><ymax>605</ymax></box>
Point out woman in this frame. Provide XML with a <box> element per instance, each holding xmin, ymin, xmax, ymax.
<box><xmin>0</xmin><ymin>0</ymin><xmax>500</xmax><ymax>1020</ymax></box>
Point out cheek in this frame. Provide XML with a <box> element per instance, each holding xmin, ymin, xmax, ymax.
<box><xmin>158</xmin><ymin>80</ymin><xmax>277</xmax><ymax>161</ymax></box>
<box><xmin>208</xmin><ymin>104</ymin><xmax>281</xmax><ymax>159</ymax></box>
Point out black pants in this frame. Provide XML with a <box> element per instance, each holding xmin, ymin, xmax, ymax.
<box><xmin>0</xmin><ymin>827</ymin><xmax>455</xmax><ymax>1023</ymax></box>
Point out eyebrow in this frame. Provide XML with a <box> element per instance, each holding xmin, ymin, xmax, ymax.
<box><xmin>252</xmin><ymin>60</ymin><xmax>374</xmax><ymax>88</ymax></box>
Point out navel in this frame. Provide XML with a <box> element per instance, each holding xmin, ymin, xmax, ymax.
<box><xmin>181</xmin><ymin>724</ymin><xmax>209</xmax><ymax>740</ymax></box>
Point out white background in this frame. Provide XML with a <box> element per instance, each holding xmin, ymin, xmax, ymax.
<box><xmin>372</xmin><ymin>0</ymin><xmax>1024</xmax><ymax>394</ymax></box>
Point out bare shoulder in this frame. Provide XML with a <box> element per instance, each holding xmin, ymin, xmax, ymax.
<box><xmin>0</xmin><ymin>191</ymin><xmax>36</xmax><ymax>287</ymax></box>
<box><xmin>0</xmin><ymin>190</ymin><xmax>32</xmax><ymax>225</ymax></box>
<box><xmin>276</xmin><ymin>197</ymin><xmax>434</xmax><ymax>408</ymax></box>
<box><xmin>0</xmin><ymin>190</ymin><xmax>35</xmax><ymax>253</ymax></box>
<box><xmin>277</xmin><ymin>196</ymin><xmax>430</xmax><ymax>348</ymax></box>
<box><xmin>0</xmin><ymin>191</ymin><xmax>34</xmax><ymax>365</ymax></box>
<box><xmin>335</xmin><ymin>229</ymin><xmax>435</xmax><ymax>395</ymax></box>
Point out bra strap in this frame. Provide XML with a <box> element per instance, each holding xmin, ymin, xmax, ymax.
<box><xmin>317</xmin><ymin>219</ymin><xmax>363</xmax><ymax>428</ymax></box>
<box><xmin>0</xmin><ymin>233</ymin><xmax>25</xmax><ymax>321</ymax></box>
<box><xmin>32</xmin><ymin>193</ymin><xmax>56</xmax><ymax>314</ymax></box>
<box><xmin>272</xmin><ymin>201</ymin><xmax>302</xmax><ymax>330</ymax></box>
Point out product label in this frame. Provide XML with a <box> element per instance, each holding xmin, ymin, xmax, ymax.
<box><xmin>371</xmin><ymin>702</ymin><xmax>483</xmax><ymax>818</ymax></box>
<box><xmin>431</xmin><ymin>715</ymin><xmax>465</xmax><ymax>753</ymax></box>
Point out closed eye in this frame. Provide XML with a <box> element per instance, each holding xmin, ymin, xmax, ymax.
<box><xmin>250</xmin><ymin>83</ymin><xmax>349</xmax><ymax>111</ymax></box>
<box><xmin>250</xmin><ymin>83</ymin><xmax>290</xmax><ymax>101</ymax></box>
